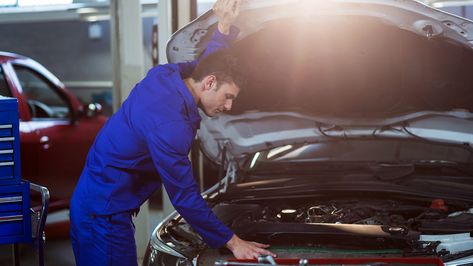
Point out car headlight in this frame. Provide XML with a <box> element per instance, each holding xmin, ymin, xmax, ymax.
<box><xmin>144</xmin><ymin>243</ymin><xmax>193</xmax><ymax>266</ymax></box>
<box><xmin>143</xmin><ymin>211</ymin><xmax>194</xmax><ymax>266</ymax></box>
<box><xmin>144</xmin><ymin>185</ymin><xmax>219</xmax><ymax>265</ymax></box>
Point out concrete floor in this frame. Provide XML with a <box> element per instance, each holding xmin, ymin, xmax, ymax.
<box><xmin>0</xmin><ymin>195</ymin><xmax>164</xmax><ymax>266</ymax></box>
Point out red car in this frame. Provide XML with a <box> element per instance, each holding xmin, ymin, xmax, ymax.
<box><xmin>0</xmin><ymin>52</ymin><xmax>106</xmax><ymax>233</ymax></box>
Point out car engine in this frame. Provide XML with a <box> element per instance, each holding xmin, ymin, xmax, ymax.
<box><xmin>212</xmin><ymin>199</ymin><xmax>473</xmax><ymax>235</ymax></box>
<box><xmin>160</xmin><ymin>198</ymin><xmax>473</xmax><ymax>264</ymax></box>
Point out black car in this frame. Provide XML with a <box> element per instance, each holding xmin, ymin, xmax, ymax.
<box><xmin>144</xmin><ymin>0</ymin><xmax>473</xmax><ymax>265</ymax></box>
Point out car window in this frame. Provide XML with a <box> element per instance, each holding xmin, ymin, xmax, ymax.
<box><xmin>0</xmin><ymin>66</ymin><xmax>12</xmax><ymax>97</ymax></box>
<box><xmin>13</xmin><ymin>65</ymin><xmax>70</xmax><ymax>120</ymax></box>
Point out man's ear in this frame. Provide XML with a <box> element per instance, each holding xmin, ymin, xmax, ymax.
<box><xmin>203</xmin><ymin>75</ymin><xmax>217</xmax><ymax>91</ymax></box>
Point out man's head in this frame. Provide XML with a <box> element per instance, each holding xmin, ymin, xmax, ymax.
<box><xmin>190</xmin><ymin>49</ymin><xmax>246</xmax><ymax>117</ymax></box>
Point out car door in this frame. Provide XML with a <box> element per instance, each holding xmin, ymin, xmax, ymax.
<box><xmin>9</xmin><ymin>62</ymin><xmax>97</xmax><ymax>202</ymax></box>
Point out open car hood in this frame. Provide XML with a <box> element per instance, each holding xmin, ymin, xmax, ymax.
<box><xmin>167</xmin><ymin>0</ymin><xmax>473</xmax><ymax>163</ymax></box>
<box><xmin>167</xmin><ymin>0</ymin><xmax>473</xmax><ymax>64</ymax></box>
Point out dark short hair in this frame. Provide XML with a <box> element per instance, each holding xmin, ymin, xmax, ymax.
<box><xmin>191</xmin><ymin>49</ymin><xmax>247</xmax><ymax>90</ymax></box>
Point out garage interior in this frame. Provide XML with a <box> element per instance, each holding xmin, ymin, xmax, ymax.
<box><xmin>0</xmin><ymin>0</ymin><xmax>472</xmax><ymax>265</ymax></box>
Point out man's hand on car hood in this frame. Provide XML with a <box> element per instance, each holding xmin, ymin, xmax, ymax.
<box><xmin>213</xmin><ymin>0</ymin><xmax>241</xmax><ymax>35</ymax></box>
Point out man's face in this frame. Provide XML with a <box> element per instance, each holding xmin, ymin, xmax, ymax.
<box><xmin>200</xmin><ymin>80</ymin><xmax>240</xmax><ymax>117</ymax></box>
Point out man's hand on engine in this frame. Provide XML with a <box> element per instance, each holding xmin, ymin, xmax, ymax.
<box><xmin>226</xmin><ymin>234</ymin><xmax>277</xmax><ymax>259</ymax></box>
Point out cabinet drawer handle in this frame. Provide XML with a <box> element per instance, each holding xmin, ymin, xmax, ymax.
<box><xmin>0</xmin><ymin>215</ymin><xmax>23</xmax><ymax>223</ymax></box>
<box><xmin>0</xmin><ymin>196</ymin><xmax>22</xmax><ymax>204</ymax></box>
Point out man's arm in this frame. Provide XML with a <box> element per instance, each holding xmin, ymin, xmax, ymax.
<box><xmin>146</xmin><ymin>121</ymin><xmax>234</xmax><ymax>248</ymax></box>
<box><xmin>146</xmin><ymin>120</ymin><xmax>276</xmax><ymax>258</ymax></box>
<box><xmin>177</xmin><ymin>0</ymin><xmax>241</xmax><ymax>78</ymax></box>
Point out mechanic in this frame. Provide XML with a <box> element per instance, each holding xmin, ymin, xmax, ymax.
<box><xmin>70</xmin><ymin>0</ymin><xmax>276</xmax><ymax>265</ymax></box>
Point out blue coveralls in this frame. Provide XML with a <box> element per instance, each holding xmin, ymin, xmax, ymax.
<box><xmin>70</xmin><ymin>27</ymin><xmax>239</xmax><ymax>266</ymax></box>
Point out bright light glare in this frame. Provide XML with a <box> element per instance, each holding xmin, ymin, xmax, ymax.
<box><xmin>430</xmin><ymin>0</ymin><xmax>473</xmax><ymax>8</ymax></box>
<box><xmin>250</xmin><ymin>152</ymin><xmax>261</xmax><ymax>169</ymax></box>
<box><xmin>0</xmin><ymin>0</ymin><xmax>16</xmax><ymax>5</ymax></box>
<box><xmin>267</xmin><ymin>144</ymin><xmax>293</xmax><ymax>159</ymax></box>
<box><xmin>18</xmin><ymin>0</ymin><xmax>73</xmax><ymax>6</ymax></box>
<box><xmin>281</xmin><ymin>209</ymin><xmax>297</xmax><ymax>214</ymax></box>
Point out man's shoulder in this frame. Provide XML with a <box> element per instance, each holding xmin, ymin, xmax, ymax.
<box><xmin>146</xmin><ymin>63</ymin><xmax>180</xmax><ymax>78</ymax></box>
<box><xmin>134</xmin><ymin>63</ymin><xmax>184</xmax><ymax>100</ymax></box>
<box><xmin>127</xmin><ymin>86</ymin><xmax>187</xmax><ymax>125</ymax></box>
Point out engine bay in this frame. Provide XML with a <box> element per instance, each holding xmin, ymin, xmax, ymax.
<box><xmin>161</xmin><ymin>198</ymin><xmax>473</xmax><ymax>261</ymax></box>
<box><xmin>213</xmin><ymin>199</ymin><xmax>473</xmax><ymax>234</ymax></box>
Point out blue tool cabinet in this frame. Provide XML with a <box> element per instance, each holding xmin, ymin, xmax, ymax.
<box><xmin>0</xmin><ymin>96</ymin><xmax>32</xmax><ymax>245</ymax></box>
<box><xmin>0</xmin><ymin>96</ymin><xmax>21</xmax><ymax>185</ymax></box>
<box><xmin>0</xmin><ymin>96</ymin><xmax>48</xmax><ymax>266</ymax></box>
<box><xmin>0</xmin><ymin>181</ymin><xmax>31</xmax><ymax>244</ymax></box>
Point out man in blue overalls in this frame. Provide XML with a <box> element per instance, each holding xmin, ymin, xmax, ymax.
<box><xmin>70</xmin><ymin>0</ymin><xmax>276</xmax><ymax>265</ymax></box>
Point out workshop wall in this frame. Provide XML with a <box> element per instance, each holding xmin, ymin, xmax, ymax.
<box><xmin>0</xmin><ymin>17</ymin><xmax>155</xmax><ymax>114</ymax></box>
<box><xmin>0</xmin><ymin>4</ymin><xmax>470</xmax><ymax>115</ymax></box>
